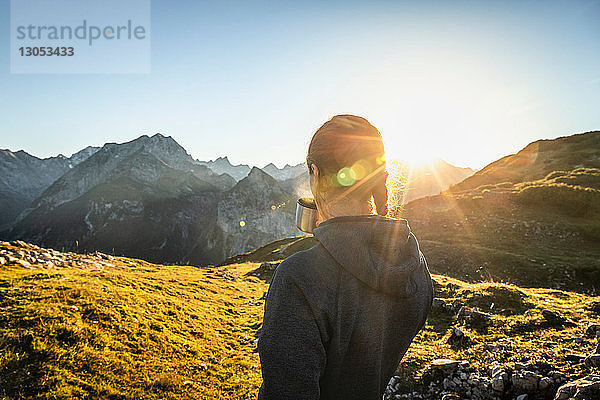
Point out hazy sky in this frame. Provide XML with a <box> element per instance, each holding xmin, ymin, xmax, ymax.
<box><xmin>1</xmin><ymin>0</ymin><xmax>599</xmax><ymax>169</ymax></box>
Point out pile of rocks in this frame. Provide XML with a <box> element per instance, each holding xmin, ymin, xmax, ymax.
<box><xmin>0</xmin><ymin>240</ymin><xmax>114</xmax><ymax>270</ymax></box>
<box><xmin>384</xmin><ymin>358</ymin><xmax>491</xmax><ymax>400</ymax></box>
<box><xmin>384</xmin><ymin>358</ymin><xmax>574</xmax><ymax>400</ymax></box>
<box><xmin>554</xmin><ymin>374</ymin><xmax>600</xmax><ymax>400</ymax></box>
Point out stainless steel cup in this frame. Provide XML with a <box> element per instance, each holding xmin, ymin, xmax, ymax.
<box><xmin>296</xmin><ymin>197</ymin><xmax>318</xmax><ymax>233</ymax></box>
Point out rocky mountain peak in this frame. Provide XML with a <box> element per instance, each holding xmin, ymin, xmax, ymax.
<box><xmin>69</xmin><ymin>146</ymin><xmax>100</xmax><ymax>165</ymax></box>
<box><xmin>225</xmin><ymin>166</ymin><xmax>284</xmax><ymax>196</ymax></box>
<box><xmin>137</xmin><ymin>134</ymin><xmax>195</xmax><ymax>168</ymax></box>
<box><xmin>246</xmin><ymin>166</ymin><xmax>274</xmax><ymax>182</ymax></box>
<box><xmin>197</xmin><ymin>156</ymin><xmax>251</xmax><ymax>181</ymax></box>
<box><xmin>212</xmin><ymin>156</ymin><xmax>232</xmax><ymax>166</ymax></box>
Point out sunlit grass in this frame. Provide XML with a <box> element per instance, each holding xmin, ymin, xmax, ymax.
<box><xmin>0</xmin><ymin>244</ymin><xmax>268</xmax><ymax>399</ymax></box>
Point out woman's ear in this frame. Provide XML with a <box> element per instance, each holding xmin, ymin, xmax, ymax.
<box><xmin>309</xmin><ymin>163</ymin><xmax>319</xmax><ymax>196</ymax></box>
<box><xmin>310</xmin><ymin>163</ymin><xmax>319</xmax><ymax>178</ymax></box>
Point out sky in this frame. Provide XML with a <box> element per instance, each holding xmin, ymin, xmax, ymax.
<box><xmin>1</xmin><ymin>0</ymin><xmax>599</xmax><ymax>169</ymax></box>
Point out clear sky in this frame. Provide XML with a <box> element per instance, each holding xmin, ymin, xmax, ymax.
<box><xmin>1</xmin><ymin>0</ymin><xmax>599</xmax><ymax>169</ymax></box>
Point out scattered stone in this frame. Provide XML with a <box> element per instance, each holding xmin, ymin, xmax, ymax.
<box><xmin>16</xmin><ymin>259</ymin><xmax>32</xmax><ymax>268</ymax></box>
<box><xmin>585</xmin><ymin>354</ymin><xmax>600</xmax><ymax>367</ymax></box>
<box><xmin>457</xmin><ymin>306</ymin><xmax>492</xmax><ymax>328</ymax></box>
<box><xmin>432</xmin><ymin>297</ymin><xmax>446</xmax><ymax>308</ymax></box>
<box><xmin>512</xmin><ymin>370</ymin><xmax>539</xmax><ymax>393</ymax></box>
<box><xmin>259</xmin><ymin>261</ymin><xmax>279</xmax><ymax>271</ymax></box>
<box><xmin>554</xmin><ymin>374</ymin><xmax>600</xmax><ymax>400</ymax></box>
<box><xmin>586</xmin><ymin>323</ymin><xmax>600</xmax><ymax>337</ymax></box>
<box><xmin>515</xmin><ymin>362</ymin><xmax>535</xmax><ymax>371</ymax></box>
<box><xmin>541</xmin><ymin>309</ymin><xmax>568</xmax><ymax>326</ymax></box>
<box><xmin>432</xmin><ymin>298</ymin><xmax>456</xmax><ymax>313</ymax></box>
<box><xmin>431</xmin><ymin>359</ymin><xmax>461</xmax><ymax>374</ymax></box>
<box><xmin>549</xmin><ymin>370</ymin><xmax>567</xmax><ymax>384</ymax></box>
<box><xmin>484</xmin><ymin>338</ymin><xmax>513</xmax><ymax>354</ymax></box>
<box><xmin>539</xmin><ymin>376</ymin><xmax>554</xmax><ymax>391</ymax></box>
<box><xmin>447</xmin><ymin>326</ymin><xmax>470</xmax><ymax>350</ymax></box>
<box><xmin>516</xmin><ymin>394</ymin><xmax>528</xmax><ymax>400</ymax></box>
<box><xmin>565</xmin><ymin>353</ymin><xmax>587</xmax><ymax>363</ymax></box>
<box><xmin>490</xmin><ymin>367</ymin><xmax>509</xmax><ymax>392</ymax></box>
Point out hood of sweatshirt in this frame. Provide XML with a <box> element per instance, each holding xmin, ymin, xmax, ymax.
<box><xmin>312</xmin><ymin>214</ymin><xmax>424</xmax><ymax>298</ymax></box>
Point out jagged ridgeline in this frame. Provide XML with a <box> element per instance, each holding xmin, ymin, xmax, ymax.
<box><xmin>0</xmin><ymin>133</ymin><xmax>473</xmax><ymax>266</ymax></box>
<box><xmin>0</xmin><ymin>134</ymin><xmax>302</xmax><ymax>265</ymax></box>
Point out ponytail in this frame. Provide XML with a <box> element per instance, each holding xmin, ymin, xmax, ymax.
<box><xmin>372</xmin><ymin>172</ymin><xmax>389</xmax><ymax>216</ymax></box>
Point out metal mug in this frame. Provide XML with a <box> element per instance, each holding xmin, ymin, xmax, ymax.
<box><xmin>295</xmin><ymin>197</ymin><xmax>318</xmax><ymax>233</ymax></box>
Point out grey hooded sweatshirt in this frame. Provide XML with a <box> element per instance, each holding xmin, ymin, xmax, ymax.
<box><xmin>258</xmin><ymin>214</ymin><xmax>434</xmax><ymax>400</ymax></box>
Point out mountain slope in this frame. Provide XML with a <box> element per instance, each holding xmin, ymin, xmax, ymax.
<box><xmin>26</xmin><ymin>134</ymin><xmax>234</xmax><ymax>214</ymax></box>
<box><xmin>448</xmin><ymin>131</ymin><xmax>600</xmax><ymax>193</ymax></box>
<box><xmin>7</xmin><ymin>150</ymin><xmax>225</xmax><ymax>264</ymax></box>
<box><xmin>216</xmin><ymin>167</ymin><xmax>299</xmax><ymax>258</ymax></box>
<box><xmin>398</xmin><ymin>171</ymin><xmax>600</xmax><ymax>292</ymax></box>
<box><xmin>0</xmin><ymin>146</ymin><xmax>99</xmax><ymax>229</ymax></box>
<box><xmin>0</xmin><ymin>240</ymin><xmax>265</xmax><ymax>399</ymax></box>
<box><xmin>383</xmin><ymin>132</ymin><xmax>600</xmax><ymax>293</ymax></box>
<box><xmin>387</xmin><ymin>158</ymin><xmax>475</xmax><ymax>205</ymax></box>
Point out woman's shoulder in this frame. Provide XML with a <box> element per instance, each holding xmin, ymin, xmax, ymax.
<box><xmin>274</xmin><ymin>242</ymin><xmax>341</xmax><ymax>285</ymax></box>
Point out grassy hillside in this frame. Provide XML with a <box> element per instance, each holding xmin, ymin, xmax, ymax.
<box><xmin>0</xmin><ymin>241</ymin><xmax>265</xmax><ymax>399</ymax></box>
<box><xmin>1</xmin><ymin>240</ymin><xmax>599</xmax><ymax>399</ymax></box>
<box><xmin>395</xmin><ymin>168</ymin><xmax>600</xmax><ymax>294</ymax></box>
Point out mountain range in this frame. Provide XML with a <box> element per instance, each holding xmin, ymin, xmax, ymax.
<box><xmin>0</xmin><ymin>146</ymin><xmax>99</xmax><ymax>230</ymax></box>
<box><xmin>0</xmin><ymin>133</ymin><xmax>473</xmax><ymax>265</ymax></box>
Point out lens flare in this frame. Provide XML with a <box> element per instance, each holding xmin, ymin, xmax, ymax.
<box><xmin>337</xmin><ymin>167</ymin><xmax>356</xmax><ymax>186</ymax></box>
